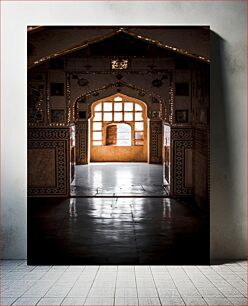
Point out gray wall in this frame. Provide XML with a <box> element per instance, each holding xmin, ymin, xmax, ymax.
<box><xmin>1</xmin><ymin>1</ymin><xmax>246</xmax><ymax>261</ymax></box>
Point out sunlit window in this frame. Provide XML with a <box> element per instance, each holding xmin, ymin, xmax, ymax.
<box><xmin>92</xmin><ymin>97</ymin><xmax>145</xmax><ymax>146</ymax></box>
<box><xmin>106</xmin><ymin>123</ymin><xmax>131</xmax><ymax>146</ymax></box>
<box><xmin>124</xmin><ymin>103</ymin><xmax>133</xmax><ymax>111</ymax></box>
<box><xmin>135</xmin><ymin>112</ymin><xmax>143</xmax><ymax>121</ymax></box>
<box><xmin>103</xmin><ymin>103</ymin><xmax>112</xmax><ymax>111</ymax></box>
<box><xmin>124</xmin><ymin>112</ymin><xmax>133</xmax><ymax>121</ymax></box>
<box><xmin>114</xmin><ymin>113</ymin><xmax>122</xmax><ymax>121</ymax></box>
<box><xmin>93</xmin><ymin>122</ymin><xmax>102</xmax><ymax>130</ymax></box>
<box><xmin>92</xmin><ymin>131</ymin><xmax>102</xmax><ymax>140</ymax></box>
<box><xmin>103</xmin><ymin>112</ymin><xmax>112</xmax><ymax>121</ymax></box>
<box><xmin>135</xmin><ymin>131</ymin><xmax>144</xmax><ymax>140</ymax></box>
<box><xmin>95</xmin><ymin>103</ymin><xmax>102</xmax><ymax>111</ymax></box>
<box><xmin>93</xmin><ymin>141</ymin><xmax>102</xmax><ymax>146</ymax></box>
<box><xmin>93</xmin><ymin>112</ymin><xmax>102</xmax><ymax>121</ymax></box>
<box><xmin>116</xmin><ymin>124</ymin><xmax>131</xmax><ymax>146</ymax></box>
<box><xmin>114</xmin><ymin>103</ymin><xmax>122</xmax><ymax>111</ymax></box>
<box><xmin>135</xmin><ymin>122</ymin><xmax>144</xmax><ymax>131</ymax></box>
<box><xmin>114</xmin><ymin>96</ymin><xmax>123</xmax><ymax>102</ymax></box>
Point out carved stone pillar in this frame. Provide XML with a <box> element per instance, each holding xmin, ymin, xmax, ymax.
<box><xmin>76</xmin><ymin>121</ymin><xmax>88</xmax><ymax>164</ymax></box>
<box><xmin>149</xmin><ymin>120</ymin><xmax>162</xmax><ymax>164</ymax></box>
<box><xmin>171</xmin><ymin>128</ymin><xmax>193</xmax><ymax>197</ymax></box>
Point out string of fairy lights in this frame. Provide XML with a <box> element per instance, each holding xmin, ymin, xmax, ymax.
<box><xmin>29</xmin><ymin>78</ymin><xmax>169</xmax><ymax>128</ymax></box>
<box><xmin>73</xmin><ymin>81</ymin><xmax>165</xmax><ymax>122</ymax></box>
<box><xmin>169</xmin><ymin>85</ymin><xmax>174</xmax><ymax>124</ymax></box>
<box><xmin>66</xmin><ymin>73</ymin><xmax>71</xmax><ymax>125</ymax></box>
<box><xmin>27</xmin><ymin>27</ymin><xmax>203</xmax><ymax>127</ymax></box>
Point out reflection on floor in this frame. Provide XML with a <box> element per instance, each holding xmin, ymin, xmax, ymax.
<box><xmin>28</xmin><ymin>197</ymin><xmax>209</xmax><ymax>265</ymax></box>
<box><xmin>71</xmin><ymin>163</ymin><xmax>168</xmax><ymax>196</ymax></box>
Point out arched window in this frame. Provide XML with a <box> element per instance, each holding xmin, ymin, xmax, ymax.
<box><xmin>92</xmin><ymin>96</ymin><xmax>145</xmax><ymax>146</ymax></box>
<box><xmin>106</xmin><ymin>123</ymin><xmax>131</xmax><ymax>146</ymax></box>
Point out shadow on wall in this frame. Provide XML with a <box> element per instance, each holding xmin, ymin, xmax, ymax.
<box><xmin>210</xmin><ymin>31</ymin><xmax>245</xmax><ymax>263</ymax></box>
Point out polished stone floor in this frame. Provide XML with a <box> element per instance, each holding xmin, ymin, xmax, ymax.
<box><xmin>71</xmin><ymin>163</ymin><xmax>168</xmax><ymax>196</ymax></box>
<box><xmin>28</xmin><ymin>197</ymin><xmax>209</xmax><ymax>265</ymax></box>
<box><xmin>1</xmin><ymin>260</ymin><xmax>247</xmax><ymax>305</ymax></box>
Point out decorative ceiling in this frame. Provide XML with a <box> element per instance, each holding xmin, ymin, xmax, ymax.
<box><xmin>28</xmin><ymin>26</ymin><xmax>210</xmax><ymax>69</ymax></box>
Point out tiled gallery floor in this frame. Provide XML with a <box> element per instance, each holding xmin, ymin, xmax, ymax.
<box><xmin>1</xmin><ymin>260</ymin><xmax>247</xmax><ymax>305</ymax></box>
<box><xmin>71</xmin><ymin>163</ymin><xmax>168</xmax><ymax>196</ymax></box>
<box><xmin>28</xmin><ymin>197</ymin><xmax>209</xmax><ymax>265</ymax></box>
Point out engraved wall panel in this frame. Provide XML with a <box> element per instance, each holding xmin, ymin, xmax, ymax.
<box><xmin>171</xmin><ymin>128</ymin><xmax>193</xmax><ymax>196</ymax></box>
<box><xmin>28</xmin><ymin>148</ymin><xmax>56</xmax><ymax>187</ymax></box>
<box><xmin>76</xmin><ymin>121</ymin><xmax>88</xmax><ymax>164</ymax></box>
<box><xmin>185</xmin><ymin>148</ymin><xmax>193</xmax><ymax>188</ymax></box>
<box><xmin>28</xmin><ymin>128</ymin><xmax>70</xmax><ymax>196</ymax></box>
<box><xmin>149</xmin><ymin>120</ymin><xmax>162</xmax><ymax>164</ymax></box>
<box><xmin>28</xmin><ymin>85</ymin><xmax>46</xmax><ymax>125</ymax></box>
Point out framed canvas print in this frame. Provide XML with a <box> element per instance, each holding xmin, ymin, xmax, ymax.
<box><xmin>27</xmin><ymin>26</ymin><xmax>210</xmax><ymax>265</ymax></box>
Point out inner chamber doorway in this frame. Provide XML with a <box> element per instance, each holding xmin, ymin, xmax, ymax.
<box><xmin>90</xmin><ymin>94</ymin><xmax>148</xmax><ymax>162</ymax></box>
<box><xmin>71</xmin><ymin>93</ymin><xmax>169</xmax><ymax>197</ymax></box>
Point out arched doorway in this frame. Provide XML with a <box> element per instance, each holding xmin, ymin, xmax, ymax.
<box><xmin>72</xmin><ymin>91</ymin><xmax>170</xmax><ymax>196</ymax></box>
<box><xmin>73</xmin><ymin>82</ymin><xmax>168</xmax><ymax>166</ymax></box>
<box><xmin>90</xmin><ymin>94</ymin><xmax>148</xmax><ymax>162</ymax></box>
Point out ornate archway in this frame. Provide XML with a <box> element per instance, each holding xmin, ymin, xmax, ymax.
<box><xmin>90</xmin><ymin>94</ymin><xmax>148</xmax><ymax>162</ymax></box>
<box><xmin>73</xmin><ymin>82</ymin><xmax>169</xmax><ymax>165</ymax></box>
<box><xmin>72</xmin><ymin>83</ymin><xmax>166</xmax><ymax>164</ymax></box>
